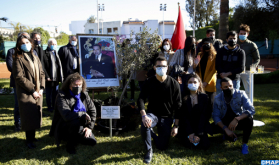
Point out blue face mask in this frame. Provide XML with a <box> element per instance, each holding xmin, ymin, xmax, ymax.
<box><xmin>50</xmin><ymin>45</ymin><xmax>57</xmax><ymax>51</ymax></box>
<box><xmin>21</xmin><ymin>43</ymin><xmax>32</xmax><ymax>52</ymax></box>
<box><xmin>239</xmin><ymin>35</ymin><xmax>247</xmax><ymax>41</ymax></box>
<box><xmin>34</xmin><ymin>40</ymin><xmax>41</xmax><ymax>45</ymax></box>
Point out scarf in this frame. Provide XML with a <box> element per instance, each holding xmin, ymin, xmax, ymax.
<box><xmin>50</xmin><ymin>49</ymin><xmax>58</xmax><ymax>81</ymax></box>
<box><xmin>24</xmin><ymin>52</ymin><xmax>40</xmax><ymax>92</ymax></box>
<box><xmin>69</xmin><ymin>90</ymin><xmax>86</xmax><ymax>113</ymax></box>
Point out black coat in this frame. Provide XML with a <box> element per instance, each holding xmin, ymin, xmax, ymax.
<box><xmin>43</xmin><ymin>47</ymin><xmax>64</xmax><ymax>85</ymax></box>
<box><xmin>83</xmin><ymin>54</ymin><xmax>115</xmax><ymax>78</ymax></box>
<box><xmin>6</xmin><ymin>48</ymin><xmax>38</xmax><ymax>87</ymax></box>
<box><xmin>179</xmin><ymin>93</ymin><xmax>212</xmax><ymax>136</ymax></box>
<box><xmin>49</xmin><ymin>90</ymin><xmax>97</xmax><ymax>146</ymax></box>
<box><xmin>58</xmin><ymin>43</ymin><xmax>80</xmax><ymax>79</ymax></box>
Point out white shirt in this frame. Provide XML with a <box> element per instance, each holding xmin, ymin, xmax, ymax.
<box><xmin>95</xmin><ymin>53</ymin><xmax>102</xmax><ymax>62</ymax></box>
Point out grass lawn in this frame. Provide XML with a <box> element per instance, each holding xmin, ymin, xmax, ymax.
<box><xmin>0</xmin><ymin>83</ymin><xmax>278</xmax><ymax>164</ymax></box>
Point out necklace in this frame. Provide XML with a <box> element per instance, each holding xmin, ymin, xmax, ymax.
<box><xmin>190</xmin><ymin>94</ymin><xmax>197</xmax><ymax>106</ymax></box>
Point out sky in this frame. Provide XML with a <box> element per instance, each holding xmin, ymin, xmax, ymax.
<box><xmin>0</xmin><ymin>0</ymin><xmax>238</xmax><ymax>35</ymax></box>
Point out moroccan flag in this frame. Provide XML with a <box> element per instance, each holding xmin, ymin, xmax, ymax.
<box><xmin>171</xmin><ymin>6</ymin><xmax>186</xmax><ymax>51</ymax></box>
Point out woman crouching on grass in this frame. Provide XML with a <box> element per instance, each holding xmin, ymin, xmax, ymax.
<box><xmin>177</xmin><ymin>74</ymin><xmax>211</xmax><ymax>150</ymax></box>
<box><xmin>12</xmin><ymin>35</ymin><xmax>45</xmax><ymax>149</ymax></box>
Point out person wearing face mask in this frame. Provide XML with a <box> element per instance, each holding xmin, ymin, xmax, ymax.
<box><xmin>211</xmin><ymin>77</ymin><xmax>255</xmax><ymax>155</ymax></box>
<box><xmin>6</xmin><ymin>32</ymin><xmax>38</xmax><ymax>131</ymax></box>
<box><xmin>238</xmin><ymin>24</ymin><xmax>260</xmax><ymax>98</ymax></box>
<box><xmin>49</xmin><ymin>73</ymin><xmax>97</xmax><ymax>154</ymax></box>
<box><xmin>196</xmin><ymin>38</ymin><xmax>217</xmax><ymax>119</ymax></box>
<box><xmin>169</xmin><ymin>36</ymin><xmax>200</xmax><ymax>96</ymax></box>
<box><xmin>43</xmin><ymin>38</ymin><xmax>64</xmax><ymax>112</ymax></box>
<box><xmin>12</xmin><ymin>35</ymin><xmax>45</xmax><ymax>149</ymax></box>
<box><xmin>58</xmin><ymin>36</ymin><xmax>80</xmax><ymax>79</ymax></box>
<box><xmin>196</xmin><ymin>28</ymin><xmax>223</xmax><ymax>55</ymax></box>
<box><xmin>31</xmin><ymin>32</ymin><xmax>45</xmax><ymax>64</ymax></box>
<box><xmin>158</xmin><ymin>39</ymin><xmax>174</xmax><ymax>73</ymax></box>
<box><xmin>215</xmin><ymin>31</ymin><xmax>246</xmax><ymax>95</ymax></box>
<box><xmin>176</xmin><ymin>74</ymin><xmax>211</xmax><ymax>150</ymax></box>
<box><xmin>137</xmin><ymin>57</ymin><xmax>181</xmax><ymax>164</ymax></box>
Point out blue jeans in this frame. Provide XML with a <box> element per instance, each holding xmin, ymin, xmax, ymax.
<box><xmin>216</xmin><ymin>79</ymin><xmax>240</xmax><ymax>95</ymax></box>
<box><xmin>13</xmin><ymin>87</ymin><xmax>20</xmax><ymax>124</ymax></box>
<box><xmin>45</xmin><ymin>86</ymin><xmax>57</xmax><ymax>111</ymax></box>
<box><xmin>141</xmin><ymin>113</ymin><xmax>173</xmax><ymax>151</ymax></box>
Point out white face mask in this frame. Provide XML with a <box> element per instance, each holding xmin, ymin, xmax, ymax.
<box><xmin>163</xmin><ymin>45</ymin><xmax>170</xmax><ymax>51</ymax></box>
<box><xmin>188</xmin><ymin>83</ymin><xmax>199</xmax><ymax>91</ymax></box>
<box><xmin>71</xmin><ymin>41</ymin><xmax>77</xmax><ymax>46</ymax></box>
<box><xmin>156</xmin><ymin>67</ymin><xmax>167</xmax><ymax>77</ymax></box>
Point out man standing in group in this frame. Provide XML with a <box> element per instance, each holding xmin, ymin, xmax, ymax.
<box><xmin>58</xmin><ymin>36</ymin><xmax>79</xmax><ymax>79</ymax></box>
<box><xmin>215</xmin><ymin>31</ymin><xmax>246</xmax><ymax>95</ymax></box>
<box><xmin>85</xmin><ymin>44</ymin><xmax>115</xmax><ymax>78</ymax></box>
<box><xmin>137</xmin><ymin>57</ymin><xmax>182</xmax><ymax>164</ymax></box>
<box><xmin>197</xmin><ymin>28</ymin><xmax>223</xmax><ymax>54</ymax></box>
<box><xmin>6</xmin><ymin>32</ymin><xmax>38</xmax><ymax>131</ymax></box>
<box><xmin>238</xmin><ymin>24</ymin><xmax>260</xmax><ymax>97</ymax></box>
<box><xmin>212</xmin><ymin>77</ymin><xmax>255</xmax><ymax>155</ymax></box>
<box><xmin>31</xmin><ymin>32</ymin><xmax>44</xmax><ymax>64</ymax></box>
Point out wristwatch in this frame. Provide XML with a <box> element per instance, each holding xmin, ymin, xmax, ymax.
<box><xmin>173</xmin><ymin>125</ymin><xmax>179</xmax><ymax>128</ymax></box>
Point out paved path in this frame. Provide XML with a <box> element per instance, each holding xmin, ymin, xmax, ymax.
<box><xmin>0</xmin><ymin>63</ymin><xmax>10</xmax><ymax>79</ymax></box>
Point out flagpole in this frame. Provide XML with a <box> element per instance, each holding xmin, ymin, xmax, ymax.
<box><xmin>193</xmin><ymin>0</ymin><xmax>196</xmax><ymax>37</ymax></box>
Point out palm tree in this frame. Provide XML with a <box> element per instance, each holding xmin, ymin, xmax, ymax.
<box><xmin>9</xmin><ymin>22</ymin><xmax>27</xmax><ymax>32</ymax></box>
<box><xmin>219</xmin><ymin>0</ymin><xmax>229</xmax><ymax>41</ymax></box>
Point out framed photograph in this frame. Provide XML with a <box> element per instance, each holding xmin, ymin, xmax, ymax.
<box><xmin>77</xmin><ymin>34</ymin><xmax>119</xmax><ymax>88</ymax></box>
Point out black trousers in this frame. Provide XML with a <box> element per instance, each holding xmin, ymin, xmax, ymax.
<box><xmin>61</xmin><ymin>119</ymin><xmax>97</xmax><ymax>148</ymax></box>
<box><xmin>25</xmin><ymin>130</ymin><xmax>35</xmax><ymax>143</ymax></box>
<box><xmin>205</xmin><ymin>91</ymin><xmax>215</xmax><ymax>120</ymax></box>
<box><xmin>211</xmin><ymin>115</ymin><xmax>253</xmax><ymax>143</ymax></box>
<box><xmin>123</xmin><ymin>79</ymin><xmax>135</xmax><ymax>99</ymax></box>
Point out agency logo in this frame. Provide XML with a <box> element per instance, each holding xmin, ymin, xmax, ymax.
<box><xmin>261</xmin><ymin>160</ymin><xmax>279</xmax><ymax>165</ymax></box>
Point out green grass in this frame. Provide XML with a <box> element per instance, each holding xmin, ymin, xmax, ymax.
<box><xmin>0</xmin><ymin>79</ymin><xmax>10</xmax><ymax>88</ymax></box>
<box><xmin>0</xmin><ymin>83</ymin><xmax>279</xmax><ymax>164</ymax></box>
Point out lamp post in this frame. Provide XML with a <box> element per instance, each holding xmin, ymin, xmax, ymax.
<box><xmin>160</xmin><ymin>4</ymin><xmax>167</xmax><ymax>39</ymax></box>
<box><xmin>97</xmin><ymin>0</ymin><xmax>99</xmax><ymax>34</ymax></box>
<box><xmin>193</xmin><ymin>0</ymin><xmax>196</xmax><ymax>37</ymax></box>
<box><xmin>99</xmin><ymin>4</ymin><xmax>105</xmax><ymax>34</ymax></box>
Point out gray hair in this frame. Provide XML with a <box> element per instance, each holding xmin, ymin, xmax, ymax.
<box><xmin>69</xmin><ymin>35</ymin><xmax>77</xmax><ymax>40</ymax></box>
<box><xmin>48</xmin><ymin>38</ymin><xmax>57</xmax><ymax>45</ymax></box>
<box><xmin>17</xmin><ymin>32</ymin><xmax>30</xmax><ymax>38</ymax></box>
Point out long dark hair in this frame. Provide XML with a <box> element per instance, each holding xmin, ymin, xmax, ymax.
<box><xmin>200</xmin><ymin>42</ymin><xmax>216</xmax><ymax>61</ymax></box>
<box><xmin>183</xmin><ymin>73</ymin><xmax>205</xmax><ymax>99</ymax></box>
<box><xmin>183</xmin><ymin>36</ymin><xmax>196</xmax><ymax>68</ymax></box>
<box><xmin>160</xmin><ymin>39</ymin><xmax>172</xmax><ymax>53</ymax></box>
<box><xmin>13</xmin><ymin>35</ymin><xmax>34</xmax><ymax>59</ymax></box>
<box><xmin>60</xmin><ymin>72</ymin><xmax>87</xmax><ymax>93</ymax></box>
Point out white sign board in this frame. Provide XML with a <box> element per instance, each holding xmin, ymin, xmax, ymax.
<box><xmin>101</xmin><ymin>106</ymin><xmax>120</xmax><ymax>119</ymax></box>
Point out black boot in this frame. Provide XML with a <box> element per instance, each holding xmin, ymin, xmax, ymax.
<box><xmin>143</xmin><ymin>148</ymin><xmax>153</xmax><ymax>164</ymax></box>
<box><xmin>14</xmin><ymin>122</ymin><xmax>21</xmax><ymax>132</ymax></box>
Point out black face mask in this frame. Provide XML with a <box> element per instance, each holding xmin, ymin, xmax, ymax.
<box><xmin>203</xmin><ymin>44</ymin><xmax>210</xmax><ymax>50</ymax></box>
<box><xmin>228</xmin><ymin>40</ymin><xmax>236</xmax><ymax>47</ymax></box>
<box><xmin>223</xmin><ymin>88</ymin><xmax>234</xmax><ymax>97</ymax></box>
<box><xmin>71</xmin><ymin>87</ymin><xmax>82</xmax><ymax>95</ymax></box>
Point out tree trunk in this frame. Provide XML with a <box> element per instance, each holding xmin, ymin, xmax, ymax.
<box><xmin>219</xmin><ymin>0</ymin><xmax>229</xmax><ymax>41</ymax></box>
<box><xmin>118</xmin><ymin>70</ymin><xmax>134</xmax><ymax>106</ymax></box>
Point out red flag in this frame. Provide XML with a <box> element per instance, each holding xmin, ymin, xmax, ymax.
<box><xmin>171</xmin><ymin>6</ymin><xmax>186</xmax><ymax>51</ymax></box>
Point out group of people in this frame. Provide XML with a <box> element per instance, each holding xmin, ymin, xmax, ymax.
<box><xmin>138</xmin><ymin>24</ymin><xmax>258</xmax><ymax>163</ymax></box>
<box><xmin>6</xmin><ymin>23</ymin><xmax>259</xmax><ymax>160</ymax></box>
<box><xmin>6</xmin><ymin>32</ymin><xmax>97</xmax><ymax>153</ymax></box>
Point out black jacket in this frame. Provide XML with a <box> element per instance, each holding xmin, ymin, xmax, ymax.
<box><xmin>43</xmin><ymin>47</ymin><xmax>64</xmax><ymax>84</ymax></box>
<box><xmin>49</xmin><ymin>90</ymin><xmax>96</xmax><ymax>145</ymax></box>
<box><xmin>58</xmin><ymin>43</ymin><xmax>80</xmax><ymax>79</ymax></box>
<box><xmin>83</xmin><ymin>54</ymin><xmax>115</xmax><ymax>78</ymax></box>
<box><xmin>6</xmin><ymin>48</ymin><xmax>38</xmax><ymax>87</ymax></box>
<box><xmin>215</xmin><ymin>45</ymin><xmax>246</xmax><ymax>80</ymax></box>
<box><xmin>179</xmin><ymin>93</ymin><xmax>212</xmax><ymax>136</ymax></box>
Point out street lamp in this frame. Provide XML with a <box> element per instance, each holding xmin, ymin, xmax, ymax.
<box><xmin>99</xmin><ymin>4</ymin><xmax>105</xmax><ymax>34</ymax></box>
<box><xmin>160</xmin><ymin>4</ymin><xmax>167</xmax><ymax>39</ymax></box>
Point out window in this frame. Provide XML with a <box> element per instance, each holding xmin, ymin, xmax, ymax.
<box><xmin>113</xmin><ymin>27</ymin><xmax>118</xmax><ymax>33</ymax></box>
<box><xmin>107</xmin><ymin>28</ymin><xmax>112</xmax><ymax>33</ymax></box>
<box><xmin>99</xmin><ymin>28</ymin><xmax>102</xmax><ymax>34</ymax></box>
<box><xmin>140</xmin><ymin>27</ymin><xmax>141</xmax><ymax>31</ymax></box>
<box><xmin>89</xmin><ymin>29</ymin><xmax>94</xmax><ymax>34</ymax></box>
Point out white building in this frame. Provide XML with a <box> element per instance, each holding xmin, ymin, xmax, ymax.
<box><xmin>84</xmin><ymin>21</ymin><xmax>121</xmax><ymax>35</ymax></box>
<box><xmin>69</xmin><ymin>20</ymin><xmax>87</xmax><ymax>35</ymax></box>
<box><xmin>0</xmin><ymin>27</ymin><xmax>14</xmax><ymax>37</ymax></box>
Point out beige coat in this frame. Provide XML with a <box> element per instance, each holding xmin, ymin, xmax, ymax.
<box><xmin>12</xmin><ymin>53</ymin><xmax>45</xmax><ymax>131</ymax></box>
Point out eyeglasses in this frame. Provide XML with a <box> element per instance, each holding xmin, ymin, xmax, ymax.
<box><xmin>156</xmin><ymin>65</ymin><xmax>167</xmax><ymax>68</ymax></box>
